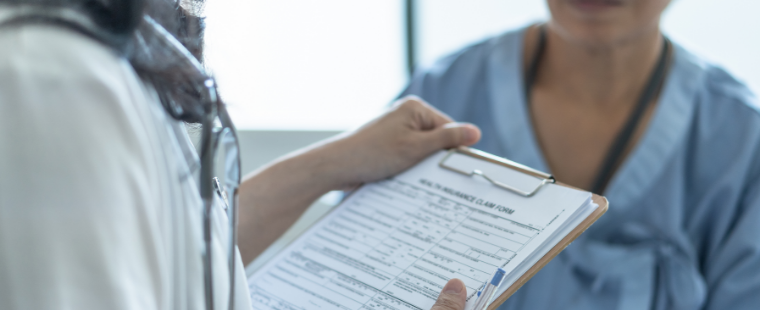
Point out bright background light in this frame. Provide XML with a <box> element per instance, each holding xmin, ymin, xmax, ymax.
<box><xmin>205</xmin><ymin>0</ymin><xmax>760</xmax><ymax>131</ymax></box>
<box><xmin>204</xmin><ymin>0</ymin><xmax>406</xmax><ymax>130</ymax></box>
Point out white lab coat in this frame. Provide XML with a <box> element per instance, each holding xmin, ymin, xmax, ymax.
<box><xmin>0</xmin><ymin>10</ymin><xmax>252</xmax><ymax>310</ymax></box>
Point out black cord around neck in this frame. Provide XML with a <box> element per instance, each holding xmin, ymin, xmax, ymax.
<box><xmin>525</xmin><ymin>25</ymin><xmax>671</xmax><ymax>194</ymax></box>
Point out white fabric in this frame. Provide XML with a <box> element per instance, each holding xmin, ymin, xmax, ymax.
<box><xmin>0</xmin><ymin>13</ymin><xmax>252</xmax><ymax>310</ymax></box>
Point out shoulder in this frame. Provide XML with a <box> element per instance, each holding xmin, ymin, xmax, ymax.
<box><xmin>672</xmin><ymin>43</ymin><xmax>760</xmax><ymax>122</ymax></box>
<box><xmin>0</xmin><ymin>22</ymin><xmax>170</xmax><ymax>308</ymax></box>
<box><xmin>0</xmin><ymin>23</ymin><xmax>158</xmax><ymax>199</ymax></box>
<box><xmin>0</xmin><ymin>20</ymin><xmax>127</xmax><ymax>81</ymax></box>
<box><xmin>416</xmin><ymin>29</ymin><xmax>518</xmax><ymax>80</ymax></box>
<box><xmin>409</xmin><ymin>26</ymin><xmax>524</xmax><ymax>87</ymax></box>
<box><xmin>0</xmin><ymin>21</ymin><xmax>148</xmax><ymax>138</ymax></box>
<box><xmin>0</xmin><ymin>22</ymin><xmax>146</xmax><ymax>127</ymax></box>
<box><xmin>401</xmin><ymin>27</ymin><xmax>526</xmax><ymax>111</ymax></box>
<box><xmin>670</xmin><ymin>44</ymin><xmax>760</xmax><ymax>181</ymax></box>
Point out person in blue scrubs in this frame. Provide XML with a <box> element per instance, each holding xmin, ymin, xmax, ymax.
<box><xmin>401</xmin><ymin>0</ymin><xmax>760</xmax><ymax>309</ymax></box>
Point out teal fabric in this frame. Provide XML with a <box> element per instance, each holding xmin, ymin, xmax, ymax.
<box><xmin>401</xmin><ymin>26</ymin><xmax>760</xmax><ymax>310</ymax></box>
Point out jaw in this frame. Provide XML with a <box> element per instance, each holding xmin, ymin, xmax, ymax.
<box><xmin>547</xmin><ymin>0</ymin><xmax>668</xmax><ymax>50</ymax></box>
<box><xmin>547</xmin><ymin>17</ymin><xmax>662</xmax><ymax>52</ymax></box>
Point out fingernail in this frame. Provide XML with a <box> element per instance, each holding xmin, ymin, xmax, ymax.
<box><xmin>461</xmin><ymin>123</ymin><xmax>480</xmax><ymax>144</ymax></box>
<box><xmin>462</xmin><ymin>124</ymin><xmax>475</xmax><ymax>143</ymax></box>
<box><xmin>443</xmin><ymin>279</ymin><xmax>465</xmax><ymax>294</ymax></box>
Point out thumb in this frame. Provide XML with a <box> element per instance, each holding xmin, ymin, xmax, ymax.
<box><xmin>432</xmin><ymin>279</ymin><xmax>468</xmax><ymax>310</ymax></box>
<box><xmin>427</xmin><ymin>123</ymin><xmax>481</xmax><ymax>149</ymax></box>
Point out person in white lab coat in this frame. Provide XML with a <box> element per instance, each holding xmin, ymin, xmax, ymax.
<box><xmin>0</xmin><ymin>0</ymin><xmax>480</xmax><ymax>309</ymax></box>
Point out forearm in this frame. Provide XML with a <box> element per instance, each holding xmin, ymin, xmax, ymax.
<box><xmin>236</xmin><ymin>139</ymin><xmax>345</xmax><ymax>265</ymax></box>
<box><xmin>235</xmin><ymin>97</ymin><xmax>480</xmax><ymax>266</ymax></box>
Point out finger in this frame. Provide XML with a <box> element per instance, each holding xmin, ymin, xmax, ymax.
<box><xmin>426</xmin><ymin>107</ymin><xmax>456</xmax><ymax>129</ymax></box>
<box><xmin>432</xmin><ymin>279</ymin><xmax>467</xmax><ymax>310</ymax></box>
<box><xmin>394</xmin><ymin>96</ymin><xmax>454</xmax><ymax>129</ymax></box>
<box><xmin>424</xmin><ymin>122</ymin><xmax>482</xmax><ymax>150</ymax></box>
<box><xmin>420</xmin><ymin>103</ymin><xmax>455</xmax><ymax>128</ymax></box>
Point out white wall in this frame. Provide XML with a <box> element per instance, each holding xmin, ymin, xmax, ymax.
<box><xmin>662</xmin><ymin>0</ymin><xmax>760</xmax><ymax>95</ymax></box>
<box><xmin>204</xmin><ymin>0</ymin><xmax>407</xmax><ymax>131</ymax></box>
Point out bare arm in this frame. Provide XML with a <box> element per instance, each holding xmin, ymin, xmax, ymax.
<box><xmin>236</xmin><ymin>97</ymin><xmax>481</xmax><ymax>264</ymax></box>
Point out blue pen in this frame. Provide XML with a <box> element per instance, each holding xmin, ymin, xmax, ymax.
<box><xmin>471</xmin><ymin>268</ymin><xmax>506</xmax><ymax>310</ymax></box>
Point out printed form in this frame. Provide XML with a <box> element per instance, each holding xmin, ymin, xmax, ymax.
<box><xmin>248</xmin><ymin>151</ymin><xmax>592</xmax><ymax>310</ymax></box>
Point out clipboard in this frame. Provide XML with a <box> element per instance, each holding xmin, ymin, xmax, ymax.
<box><xmin>438</xmin><ymin>146</ymin><xmax>608</xmax><ymax>310</ymax></box>
<box><xmin>248</xmin><ymin>146</ymin><xmax>608</xmax><ymax>310</ymax></box>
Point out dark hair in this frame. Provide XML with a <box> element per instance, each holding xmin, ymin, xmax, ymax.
<box><xmin>0</xmin><ymin>0</ymin><xmax>208</xmax><ymax>123</ymax></box>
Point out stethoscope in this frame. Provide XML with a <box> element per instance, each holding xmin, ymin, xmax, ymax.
<box><xmin>137</xmin><ymin>17</ymin><xmax>243</xmax><ymax>310</ymax></box>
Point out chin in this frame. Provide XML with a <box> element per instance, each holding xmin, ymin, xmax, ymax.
<box><xmin>547</xmin><ymin>0</ymin><xmax>668</xmax><ymax>48</ymax></box>
<box><xmin>549</xmin><ymin>21</ymin><xmax>619</xmax><ymax>47</ymax></box>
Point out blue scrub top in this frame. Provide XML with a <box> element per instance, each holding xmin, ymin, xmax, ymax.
<box><xmin>401</xmin><ymin>26</ymin><xmax>760</xmax><ymax>310</ymax></box>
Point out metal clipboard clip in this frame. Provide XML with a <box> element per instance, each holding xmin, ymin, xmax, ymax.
<box><xmin>438</xmin><ymin>147</ymin><xmax>556</xmax><ymax>197</ymax></box>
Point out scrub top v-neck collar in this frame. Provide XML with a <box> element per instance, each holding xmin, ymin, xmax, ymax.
<box><xmin>486</xmin><ymin>26</ymin><xmax>702</xmax><ymax>209</ymax></box>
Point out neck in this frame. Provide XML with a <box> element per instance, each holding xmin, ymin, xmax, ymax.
<box><xmin>527</xmin><ymin>22</ymin><xmax>664</xmax><ymax>109</ymax></box>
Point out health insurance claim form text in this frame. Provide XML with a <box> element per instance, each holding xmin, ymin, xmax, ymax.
<box><xmin>248</xmin><ymin>150</ymin><xmax>591</xmax><ymax>310</ymax></box>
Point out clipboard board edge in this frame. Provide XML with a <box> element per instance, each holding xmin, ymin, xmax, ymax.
<box><xmin>487</xmin><ymin>193</ymin><xmax>609</xmax><ymax>310</ymax></box>
<box><xmin>452</xmin><ymin>145</ymin><xmax>609</xmax><ymax>310</ymax></box>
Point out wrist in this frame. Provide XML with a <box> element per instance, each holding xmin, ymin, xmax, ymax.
<box><xmin>294</xmin><ymin>135</ymin><xmax>359</xmax><ymax>191</ymax></box>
